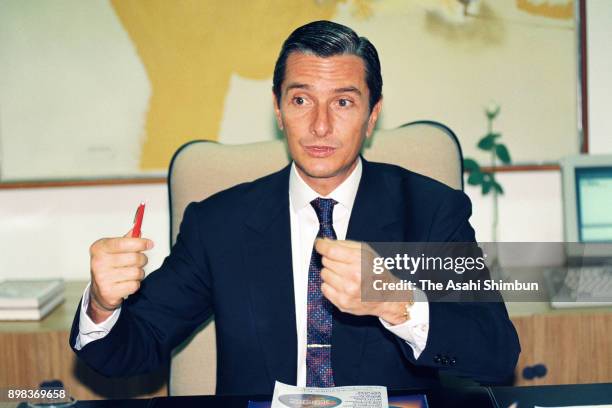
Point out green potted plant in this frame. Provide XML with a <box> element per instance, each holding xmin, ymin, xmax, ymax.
<box><xmin>463</xmin><ymin>102</ymin><xmax>512</xmax><ymax>244</ymax></box>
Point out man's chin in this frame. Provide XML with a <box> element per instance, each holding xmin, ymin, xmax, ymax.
<box><xmin>296</xmin><ymin>160</ymin><xmax>352</xmax><ymax>180</ymax></box>
<box><xmin>295</xmin><ymin>161</ymin><xmax>338</xmax><ymax>179</ymax></box>
<box><xmin>300</xmin><ymin>168</ymin><xmax>338</xmax><ymax>179</ymax></box>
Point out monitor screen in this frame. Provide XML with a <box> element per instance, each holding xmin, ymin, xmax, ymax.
<box><xmin>575</xmin><ymin>167</ymin><xmax>612</xmax><ymax>242</ymax></box>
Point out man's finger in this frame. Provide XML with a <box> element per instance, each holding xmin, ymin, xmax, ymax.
<box><xmin>320</xmin><ymin>267</ymin><xmax>344</xmax><ymax>292</ymax></box>
<box><xmin>105</xmin><ymin>237</ymin><xmax>154</xmax><ymax>254</ymax></box>
<box><xmin>337</xmin><ymin>240</ymin><xmax>380</xmax><ymax>262</ymax></box>
<box><xmin>321</xmin><ymin>281</ymin><xmax>341</xmax><ymax>306</ymax></box>
<box><xmin>112</xmin><ymin>280</ymin><xmax>142</xmax><ymax>298</ymax></box>
<box><xmin>112</xmin><ymin>252</ymin><xmax>148</xmax><ymax>268</ymax></box>
<box><xmin>111</xmin><ymin>267</ymin><xmax>145</xmax><ymax>282</ymax></box>
<box><xmin>315</xmin><ymin>238</ymin><xmax>356</xmax><ymax>262</ymax></box>
<box><xmin>334</xmin><ymin>240</ymin><xmax>362</xmax><ymax>250</ymax></box>
<box><xmin>321</xmin><ymin>256</ymin><xmax>354</xmax><ymax>276</ymax></box>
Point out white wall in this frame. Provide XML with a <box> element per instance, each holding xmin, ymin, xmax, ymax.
<box><xmin>587</xmin><ymin>0</ymin><xmax>612</xmax><ymax>154</ymax></box>
<box><xmin>0</xmin><ymin>0</ymin><xmax>151</xmax><ymax>180</ymax></box>
<box><xmin>0</xmin><ymin>184</ymin><xmax>169</xmax><ymax>280</ymax></box>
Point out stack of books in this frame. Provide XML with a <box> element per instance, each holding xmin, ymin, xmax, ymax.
<box><xmin>0</xmin><ymin>279</ymin><xmax>65</xmax><ymax>320</ymax></box>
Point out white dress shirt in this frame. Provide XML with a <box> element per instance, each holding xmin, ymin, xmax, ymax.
<box><xmin>76</xmin><ymin>158</ymin><xmax>430</xmax><ymax>385</ymax></box>
<box><xmin>289</xmin><ymin>158</ymin><xmax>429</xmax><ymax>386</ymax></box>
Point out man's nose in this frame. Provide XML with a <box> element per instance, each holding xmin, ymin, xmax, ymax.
<box><xmin>311</xmin><ymin>104</ymin><xmax>332</xmax><ymax>138</ymax></box>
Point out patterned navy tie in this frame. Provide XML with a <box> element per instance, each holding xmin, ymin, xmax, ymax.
<box><xmin>306</xmin><ymin>197</ymin><xmax>337</xmax><ymax>387</ymax></box>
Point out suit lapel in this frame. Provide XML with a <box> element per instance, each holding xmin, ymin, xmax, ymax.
<box><xmin>244</xmin><ymin>165</ymin><xmax>298</xmax><ymax>386</ymax></box>
<box><xmin>346</xmin><ymin>158</ymin><xmax>405</xmax><ymax>242</ymax></box>
<box><xmin>332</xmin><ymin>158</ymin><xmax>406</xmax><ymax>385</ymax></box>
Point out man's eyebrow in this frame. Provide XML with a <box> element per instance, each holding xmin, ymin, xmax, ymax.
<box><xmin>284</xmin><ymin>83</ymin><xmax>362</xmax><ymax>96</ymax></box>
<box><xmin>334</xmin><ymin>86</ymin><xmax>361</xmax><ymax>95</ymax></box>
<box><xmin>285</xmin><ymin>83</ymin><xmax>310</xmax><ymax>93</ymax></box>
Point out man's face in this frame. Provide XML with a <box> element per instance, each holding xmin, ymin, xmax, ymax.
<box><xmin>274</xmin><ymin>52</ymin><xmax>382</xmax><ymax>192</ymax></box>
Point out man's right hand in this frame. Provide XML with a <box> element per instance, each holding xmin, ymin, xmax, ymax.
<box><xmin>87</xmin><ymin>230</ymin><xmax>154</xmax><ymax>323</ymax></box>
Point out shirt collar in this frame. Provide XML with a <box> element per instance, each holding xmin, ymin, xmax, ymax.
<box><xmin>289</xmin><ymin>157</ymin><xmax>362</xmax><ymax>213</ymax></box>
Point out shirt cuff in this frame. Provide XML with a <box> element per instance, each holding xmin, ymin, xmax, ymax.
<box><xmin>74</xmin><ymin>282</ymin><xmax>121</xmax><ymax>350</ymax></box>
<box><xmin>379</xmin><ymin>289</ymin><xmax>429</xmax><ymax>360</ymax></box>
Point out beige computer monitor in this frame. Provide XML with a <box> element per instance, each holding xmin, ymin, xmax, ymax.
<box><xmin>560</xmin><ymin>154</ymin><xmax>612</xmax><ymax>259</ymax></box>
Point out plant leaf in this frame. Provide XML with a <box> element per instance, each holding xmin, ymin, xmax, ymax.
<box><xmin>477</xmin><ymin>133</ymin><xmax>501</xmax><ymax>151</ymax></box>
<box><xmin>467</xmin><ymin>170</ymin><xmax>484</xmax><ymax>185</ymax></box>
<box><xmin>463</xmin><ymin>158</ymin><xmax>481</xmax><ymax>172</ymax></box>
<box><xmin>492</xmin><ymin>179</ymin><xmax>504</xmax><ymax>195</ymax></box>
<box><xmin>480</xmin><ymin>173</ymin><xmax>495</xmax><ymax>195</ymax></box>
<box><xmin>495</xmin><ymin>144</ymin><xmax>511</xmax><ymax>164</ymax></box>
<box><xmin>482</xmin><ymin>179</ymin><xmax>492</xmax><ymax>195</ymax></box>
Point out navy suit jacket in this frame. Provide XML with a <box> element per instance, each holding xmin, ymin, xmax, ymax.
<box><xmin>70</xmin><ymin>159</ymin><xmax>520</xmax><ymax>395</ymax></box>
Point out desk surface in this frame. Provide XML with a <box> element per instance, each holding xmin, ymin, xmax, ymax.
<box><xmin>44</xmin><ymin>386</ymin><xmax>496</xmax><ymax>408</ymax></box>
<box><xmin>7</xmin><ymin>383</ymin><xmax>609</xmax><ymax>408</ymax></box>
<box><xmin>501</xmin><ymin>266</ymin><xmax>612</xmax><ymax>316</ymax></box>
<box><xmin>0</xmin><ymin>281</ymin><xmax>86</xmax><ymax>333</ymax></box>
<box><xmin>492</xmin><ymin>383</ymin><xmax>612</xmax><ymax>407</ymax></box>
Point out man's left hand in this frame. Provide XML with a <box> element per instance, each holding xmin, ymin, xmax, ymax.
<box><xmin>315</xmin><ymin>238</ymin><xmax>411</xmax><ymax>325</ymax></box>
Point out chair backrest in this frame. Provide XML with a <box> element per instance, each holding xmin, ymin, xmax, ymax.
<box><xmin>167</xmin><ymin>120</ymin><xmax>463</xmax><ymax>396</ymax></box>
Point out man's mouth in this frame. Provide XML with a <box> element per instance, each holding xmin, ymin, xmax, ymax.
<box><xmin>303</xmin><ymin>145</ymin><xmax>337</xmax><ymax>158</ymax></box>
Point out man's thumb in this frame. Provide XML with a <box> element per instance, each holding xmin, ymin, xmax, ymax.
<box><xmin>123</xmin><ymin>228</ymin><xmax>154</xmax><ymax>249</ymax></box>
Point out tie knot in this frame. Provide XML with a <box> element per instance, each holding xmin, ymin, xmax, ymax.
<box><xmin>310</xmin><ymin>198</ymin><xmax>337</xmax><ymax>226</ymax></box>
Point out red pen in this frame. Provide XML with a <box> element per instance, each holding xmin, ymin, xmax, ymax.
<box><xmin>132</xmin><ymin>202</ymin><xmax>146</xmax><ymax>238</ymax></box>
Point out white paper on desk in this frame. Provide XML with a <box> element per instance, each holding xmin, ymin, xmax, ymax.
<box><xmin>271</xmin><ymin>381</ymin><xmax>388</xmax><ymax>408</ymax></box>
<box><xmin>534</xmin><ymin>405</ymin><xmax>612</xmax><ymax>408</ymax></box>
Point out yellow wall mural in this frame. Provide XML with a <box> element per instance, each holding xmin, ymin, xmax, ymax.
<box><xmin>516</xmin><ymin>0</ymin><xmax>574</xmax><ymax>20</ymax></box>
<box><xmin>110</xmin><ymin>0</ymin><xmax>344</xmax><ymax>170</ymax></box>
<box><xmin>0</xmin><ymin>0</ymin><xmax>580</xmax><ymax>181</ymax></box>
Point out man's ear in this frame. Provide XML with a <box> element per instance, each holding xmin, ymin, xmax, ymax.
<box><xmin>273</xmin><ymin>91</ymin><xmax>284</xmax><ymax>130</ymax></box>
<box><xmin>366</xmin><ymin>98</ymin><xmax>383</xmax><ymax>138</ymax></box>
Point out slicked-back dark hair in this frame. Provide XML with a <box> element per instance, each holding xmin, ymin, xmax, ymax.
<box><xmin>273</xmin><ymin>20</ymin><xmax>382</xmax><ymax>111</ymax></box>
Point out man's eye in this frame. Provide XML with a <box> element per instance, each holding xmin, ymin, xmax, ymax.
<box><xmin>338</xmin><ymin>98</ymin><xmax>352</xmax><ymax>107</ymax></box>
<box><xmin>293</xmin><ymin>96</ymin><xmax>305</xmax><ymax>105</ymax></box>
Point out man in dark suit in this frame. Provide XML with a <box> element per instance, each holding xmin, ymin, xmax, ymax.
<box><xmin>71</xmin><ymin>20</ymin><xmax>520</xmax><ymax>395</ymax></box>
